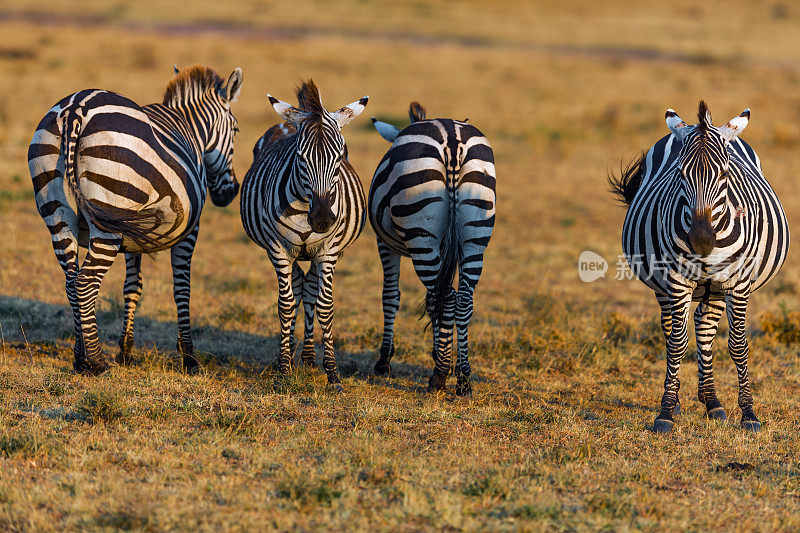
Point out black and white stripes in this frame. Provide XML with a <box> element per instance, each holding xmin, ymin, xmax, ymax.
<box><xmin>612</xmin><ymin>101</ymin><xmax>790</xmax><ymax>432</ymax></box>
<box><xmin>28</xmin><ymin>65</ymin><xmax>243</xmax><ymax>374</ymax></box>
<box><xmin>240</xmin><ymin>80</ymin><xmax>367</xmax><ymax>389</ymax></box>
<box><xmin>369</xmin><ymin>102</ymin><xmax>496</xmax><ymax>395</ymax></box>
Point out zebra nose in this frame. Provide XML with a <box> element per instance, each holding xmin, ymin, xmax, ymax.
<box><xmin>309</xmin><ymin>192</ymin><xmax>335</xmax><ymax>233</ymax></box>
<box><xmin>688</xmin><ymin>211</ymin><xmax>716</xmax><ymax>257</ymax></box>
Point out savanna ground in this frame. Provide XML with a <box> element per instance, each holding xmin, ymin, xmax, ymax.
<box><xmin>2</xmin><ymin>0</ymin><xmax>800</xmax><ymax>530</ymax></box>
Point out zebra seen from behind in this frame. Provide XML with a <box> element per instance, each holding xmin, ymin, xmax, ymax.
<box><xmin>370</xmin><ymin>102</ymin><xmax>496</xmax><ymax>395</ymax></box>
<box><xmin>611</xmin><ymin>101</ymin><xmax>789</xmax><ymax>433</ymax></box>
<box><xmin>28</xmin><ymin>65</ymin><xmax>243</xmax><ymax>375</ymax></box>
<box><xmin>240</xmin><ymin>80</ymin><xmax>368</xmax><ymax>390</ymax></box>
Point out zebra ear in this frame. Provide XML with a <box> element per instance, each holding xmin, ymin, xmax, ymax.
<box><xmin>719</xmin><ymin>109</ymin><xmax>750</xmax><ymax>142</ymax></box>
<box><xmin>173</xmin><ymin>65</ymin><xmax>179</xmax><ymax>76</ymax></box>
<box><xmin>223</xmin><ymin>67</ymin><xmax>243</xmax><ymax>103</ymax></box>
<box><xmin>332</xmin><ymin>96</ymin><xmax>369</xmax><ymax>128</ymax></box>
<box><xmin>371</xmin><ymin>117</ymin><xmax>400</xmax><ymax>142</ymax></box>
<box><xmin>267</xmin><ymin>94</ymin><xmax>306</xmax><ymax>123</ymax></box>
<box><xmin>665</xmin><ymin>109</ymin><xmax>690</xmax><ymax>140</ymax></box>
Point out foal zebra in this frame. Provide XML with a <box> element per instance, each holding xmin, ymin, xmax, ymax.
<box><xmin>240</xmin><ymin>80</ymin><xmax>367</xmax><ymax>389</ymax></box>
<box><xmin>611</xmin><ymin>101</ymin><xmax>789</xmax><ymax>433</ymax></box>
<box><xmin>28</xmin><ymin>65</ymin><xmax>243</xmax><ymax>375</ymax></box>
<box><xmin>370</xmin><ymin>102</ymin><xmax>496</xmax><ymax>395</ymax></box>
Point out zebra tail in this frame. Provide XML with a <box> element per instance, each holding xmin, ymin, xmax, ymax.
<box><xmin>417</xmin><ymin>183</ymin><xmax>460</xmax><ymax>332</ymax></box>
<box><xmin>608</xmin><ymin>152</ymin><xmax>646</xmax><ymax>206</ymax></box>
<box><xmin>60</xmin><ymin>108</ymin><xmax>163</xmax><ymax>251</ymax></box>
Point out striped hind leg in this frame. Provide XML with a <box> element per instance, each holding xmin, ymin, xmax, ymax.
<box><xmin>693</xmin><ymin>299</ymin><xmax>727</xmax><ymax>420</ymax></box>
<box><xmin>725</xmin><ymin>282</ymin><xmax>760</xmax><ymax>431</ymax></box>
<box><xmin>454</xmin><ymin>276</ymin><xmax>477</xmax><ymax>396</ymax></box>
<box><xmin>171</xmin><ymin>226</ymin><xmax>199</xmax><ymax>371</ymax></box>
<box><xmin>299</xmin><ymin>262</ymin><xmax>319</xmax><ymax>367</ymax></box>
<box><xmin>117</xmin><ymin>253</ymin><xmax>142</xmax><ymax>365</ymax></box>
<box><xmin>47</xmin><ymin>209</ymin><xmax>85</xmax><ymax>370</ymax></box>
<box><xmin>653</xmin><ymin>282</ymin><xmax>693</xmax><ymax>433</ymax></box>
<box><xmin>287</xmin><ymin>263</ymin><xmax>304</xmax><ymax>365</ymax></box>
<box><xmin>74</xmin><ymin>231</ymin><xmax>122</xmax><ymax>375</ymax></box>
<box><xmin>426</xmin><ymin>285</ymin><xmax>456</xmax><ymax>392</ymax></box>
<box><xmin>374</xmin><ymin>240</ymin><xmax>401</xmax><ymax>376</ymax></box>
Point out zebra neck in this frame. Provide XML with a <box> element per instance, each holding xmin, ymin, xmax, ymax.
<box><xmin>170</xmin><ymin>100</ymin><xmax>213</xmax><ymax>152</ymax></box>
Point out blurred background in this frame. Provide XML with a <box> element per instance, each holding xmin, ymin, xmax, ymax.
<box><xmin>1</xmin><ymin>0</ymin><xmax>800</xmax><ymax>372</ymax></box>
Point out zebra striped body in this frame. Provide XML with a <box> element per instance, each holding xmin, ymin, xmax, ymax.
<box><xmin>614</xmin><ymin>102</ymin><xmax>789</xmax><ymax>432</ymax></box>
<box><xmin>240</xmin><ymin>81</ymin><xmax>367</xmax><ymax>387</ymax></box>
<box><xmin>27</xmin><ymin>65</ymin><xmax>242</xmax><ymax>375</ymax></box>
<box><xmin>370</xmin><ymin>103</ymin><xmax>496</xmax><ymax>395</ymax></box>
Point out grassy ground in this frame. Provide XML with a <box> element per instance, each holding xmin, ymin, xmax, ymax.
<box><xmin>2</xmin><ymin>0</ymin><xmax>800</xmax><ymax>530</ymax></box>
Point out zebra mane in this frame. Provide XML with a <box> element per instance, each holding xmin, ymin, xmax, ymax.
<box><xmin>295</xmin><ymin>79</ymin><xmax>326</xmax><ymax>124</ymax></box>
<box><xmin>409</xmin><ymin>101</ymin><xmax>426</xmax><ymax>123</ymax></box>
<box><xmin>697</xmin><ymin>100</ymin><xmax>712</xmax><ymax>131</ymax></box>
<box><xmin>163</xmin><ymin>65</ymin><xmax>224</xmax><ymax>106</ymax></box>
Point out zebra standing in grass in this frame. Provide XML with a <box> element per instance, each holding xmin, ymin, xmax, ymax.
<box><xmin>28</xmin><ymin>65</ymin><xmax>243</xmax><ymax>375</ymax></box>
<box><xmin>611</xmin><ymin>101</ymin><xmax>789</xmax><ymax>433</ymax></box>
<box><xmin>370</xmin><ymin>102</ymin><xmax>496</xmax><ymax>395</ymax></box>
<box><xmin>240</xmin><ymin>80</ymin><xmax>367</xmax><ymax>390</ymax></box>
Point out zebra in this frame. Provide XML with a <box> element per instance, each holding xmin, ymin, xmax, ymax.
<box><xmin>369</xmin><ymin>102</ymin><xmax>496</xmax><ymax>395</ymax></box>
<box><xmin>27</xmin><ymin>65</ymin><xmax>243</xmax><ymax>375</ymax></box>
<box><xmin>610</xmin><ymin>101</ymin><xmax>789</xmax><ymax>433</ymax></box>
<box><xmin>240</xmin><ymin>80</ymin><xmax>368</xmax><ymax>390</ymax></box>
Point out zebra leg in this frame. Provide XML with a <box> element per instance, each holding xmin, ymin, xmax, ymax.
<box><xmin>49</xmin><ymin>220</ymin><xmax>85</xmax><ymax>371</ymax></box>
<box><xmin>428</xmin><ymin>286</ymin><xmax>456</xmax><ymax>392</ymax></box>
<box><xmin>375</xmin><ymin>240</ymin><xmax>401</xmax><ymax>376</ymax></box>
<box><xmin>725</xmin><ymin>285</ymin><xmax>760</xmax><ymax>431</ymax></box>
<box><xmin>171</xmin><ymin>226</ymin><xmax>200</xmax><ymax>372</ymax></box>
<box><xmin>315</xmin><ymin>262</ymin><xmax>342</xmax><ymax>390</ymax></box>
<box><xmin>653</xmin><ymin>285</ymin><xmax>693</xmax><ymax>433</ymax></box>
<box><xmin>654</xmin><ymin>293</ymin><xmax>681</xmax><ymax>417</ymax></box>
<box><xmin>454</xmin><ymin>277</ymin><xmax>476</xmax><ymax>396</ymax></box>
<box><xmin>693</xmin><ymin>299</ymin><xmax>727</xmax><ymax>421</ymax></box>
<box><xmin>117</xmin><ymin>253</ymin><xmax>142</xmax><ymax>365</ymax></box>
<box><xmin>74</xmin><ymin>234</ymin><xmax>122</xmax><ymax>376</ymax></box>
<box><xmin>288</xmin><ymin>263</ymin><xmax>304</xmax><ymax>364</ymax></box>
<box><xmin>272</xmin><ymin>259</ymin><xmax>298</xmax><ymax>374</ymax></box>
<box><xmin>300</xmin><ymin>262</ymin><xmax>319</xmax><ymax>368</ymax></box>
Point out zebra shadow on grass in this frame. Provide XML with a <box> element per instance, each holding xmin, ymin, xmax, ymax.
<box><xmin>0</xmin><ymin>294</ymin><xmax>464</xmax><ymax>391</ymax></box>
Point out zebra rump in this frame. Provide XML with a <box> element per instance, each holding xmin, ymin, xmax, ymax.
<box><xmin>58</xmin><ymin>103</ymin><xmax>163</xmax><ymax>251</ymax></box>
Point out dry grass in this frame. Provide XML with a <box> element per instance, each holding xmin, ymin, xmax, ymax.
<box><xmin>2</xmin><ymin>0</ymin><xmax>800</xmax><ymax>530</ymax></box>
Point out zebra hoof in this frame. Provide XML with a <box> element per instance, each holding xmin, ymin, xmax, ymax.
<box><xmin>182</xmin><ymin>355</ymin><xmax>201</xmax><ymax>374</ymax></box>
<box><xmin>741</xmin><ymin>419</ymin><xmax>761</xmax><ymax>432</ymax></box>
<box><xmin>116</xmin><ymin>350</ymin><xmax>134</xmax><ymax>366</ymax></box>
<box><xmin>653</xmin><ymin>418</ymin><xmax>675</xmax><ymax>434</ymax></box>
<box><xmin>707</xmin><ymin>407</ymin><xmax>727</xmax><ymax>421</ymax></box>
<box><xmin>427</xmin><ymin>372</ymin><xmax>447</xmax><ymax>393</ymax></box>
<box><xmin>374</xmin><ymin>360</ymin><xmax>391</xmax><ymax>377</ymax></box>
<box><xmin>79</xmin><ymin>357</ymin><xmax>110</xmax><ymax>376</ymax></box>
<box><xmin>455</xmin><ymin>377</ymin><xmax>472</xmax><ymax>397</ymax></box>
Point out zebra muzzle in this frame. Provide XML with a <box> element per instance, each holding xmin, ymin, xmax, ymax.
<box><xmin>688</xmin><ymin>212</ymin><xmax>716</xmax><ymax>257</ymax></box>
<box><xmin>309</xmin><ymin>192</ymin><xmax>335</xmax><ymax>233</ymax></box>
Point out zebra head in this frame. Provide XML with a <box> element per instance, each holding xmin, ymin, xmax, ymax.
<box><xmin>268</xmin><ymin>80</ymin><xmax>368</xmax><ymax>233</ymax></box>
<box><xmin>204</xmin><ymin>68</ymin><xmax>243</xmax><ymax>207</ymax></box>
<box><xmin>166</xmin><ymin>65</ymin><xmax>243</xmax><ymax>207</ymax></box>
<box><xmin>371</xmin><ymin>101</ymin><xmax>427</xmax><ymax>142</ymax></box>
<box><xmin>666</xmin><ymin>101</ymin><xmax>750</xmax><ymax>257</ymax></box>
